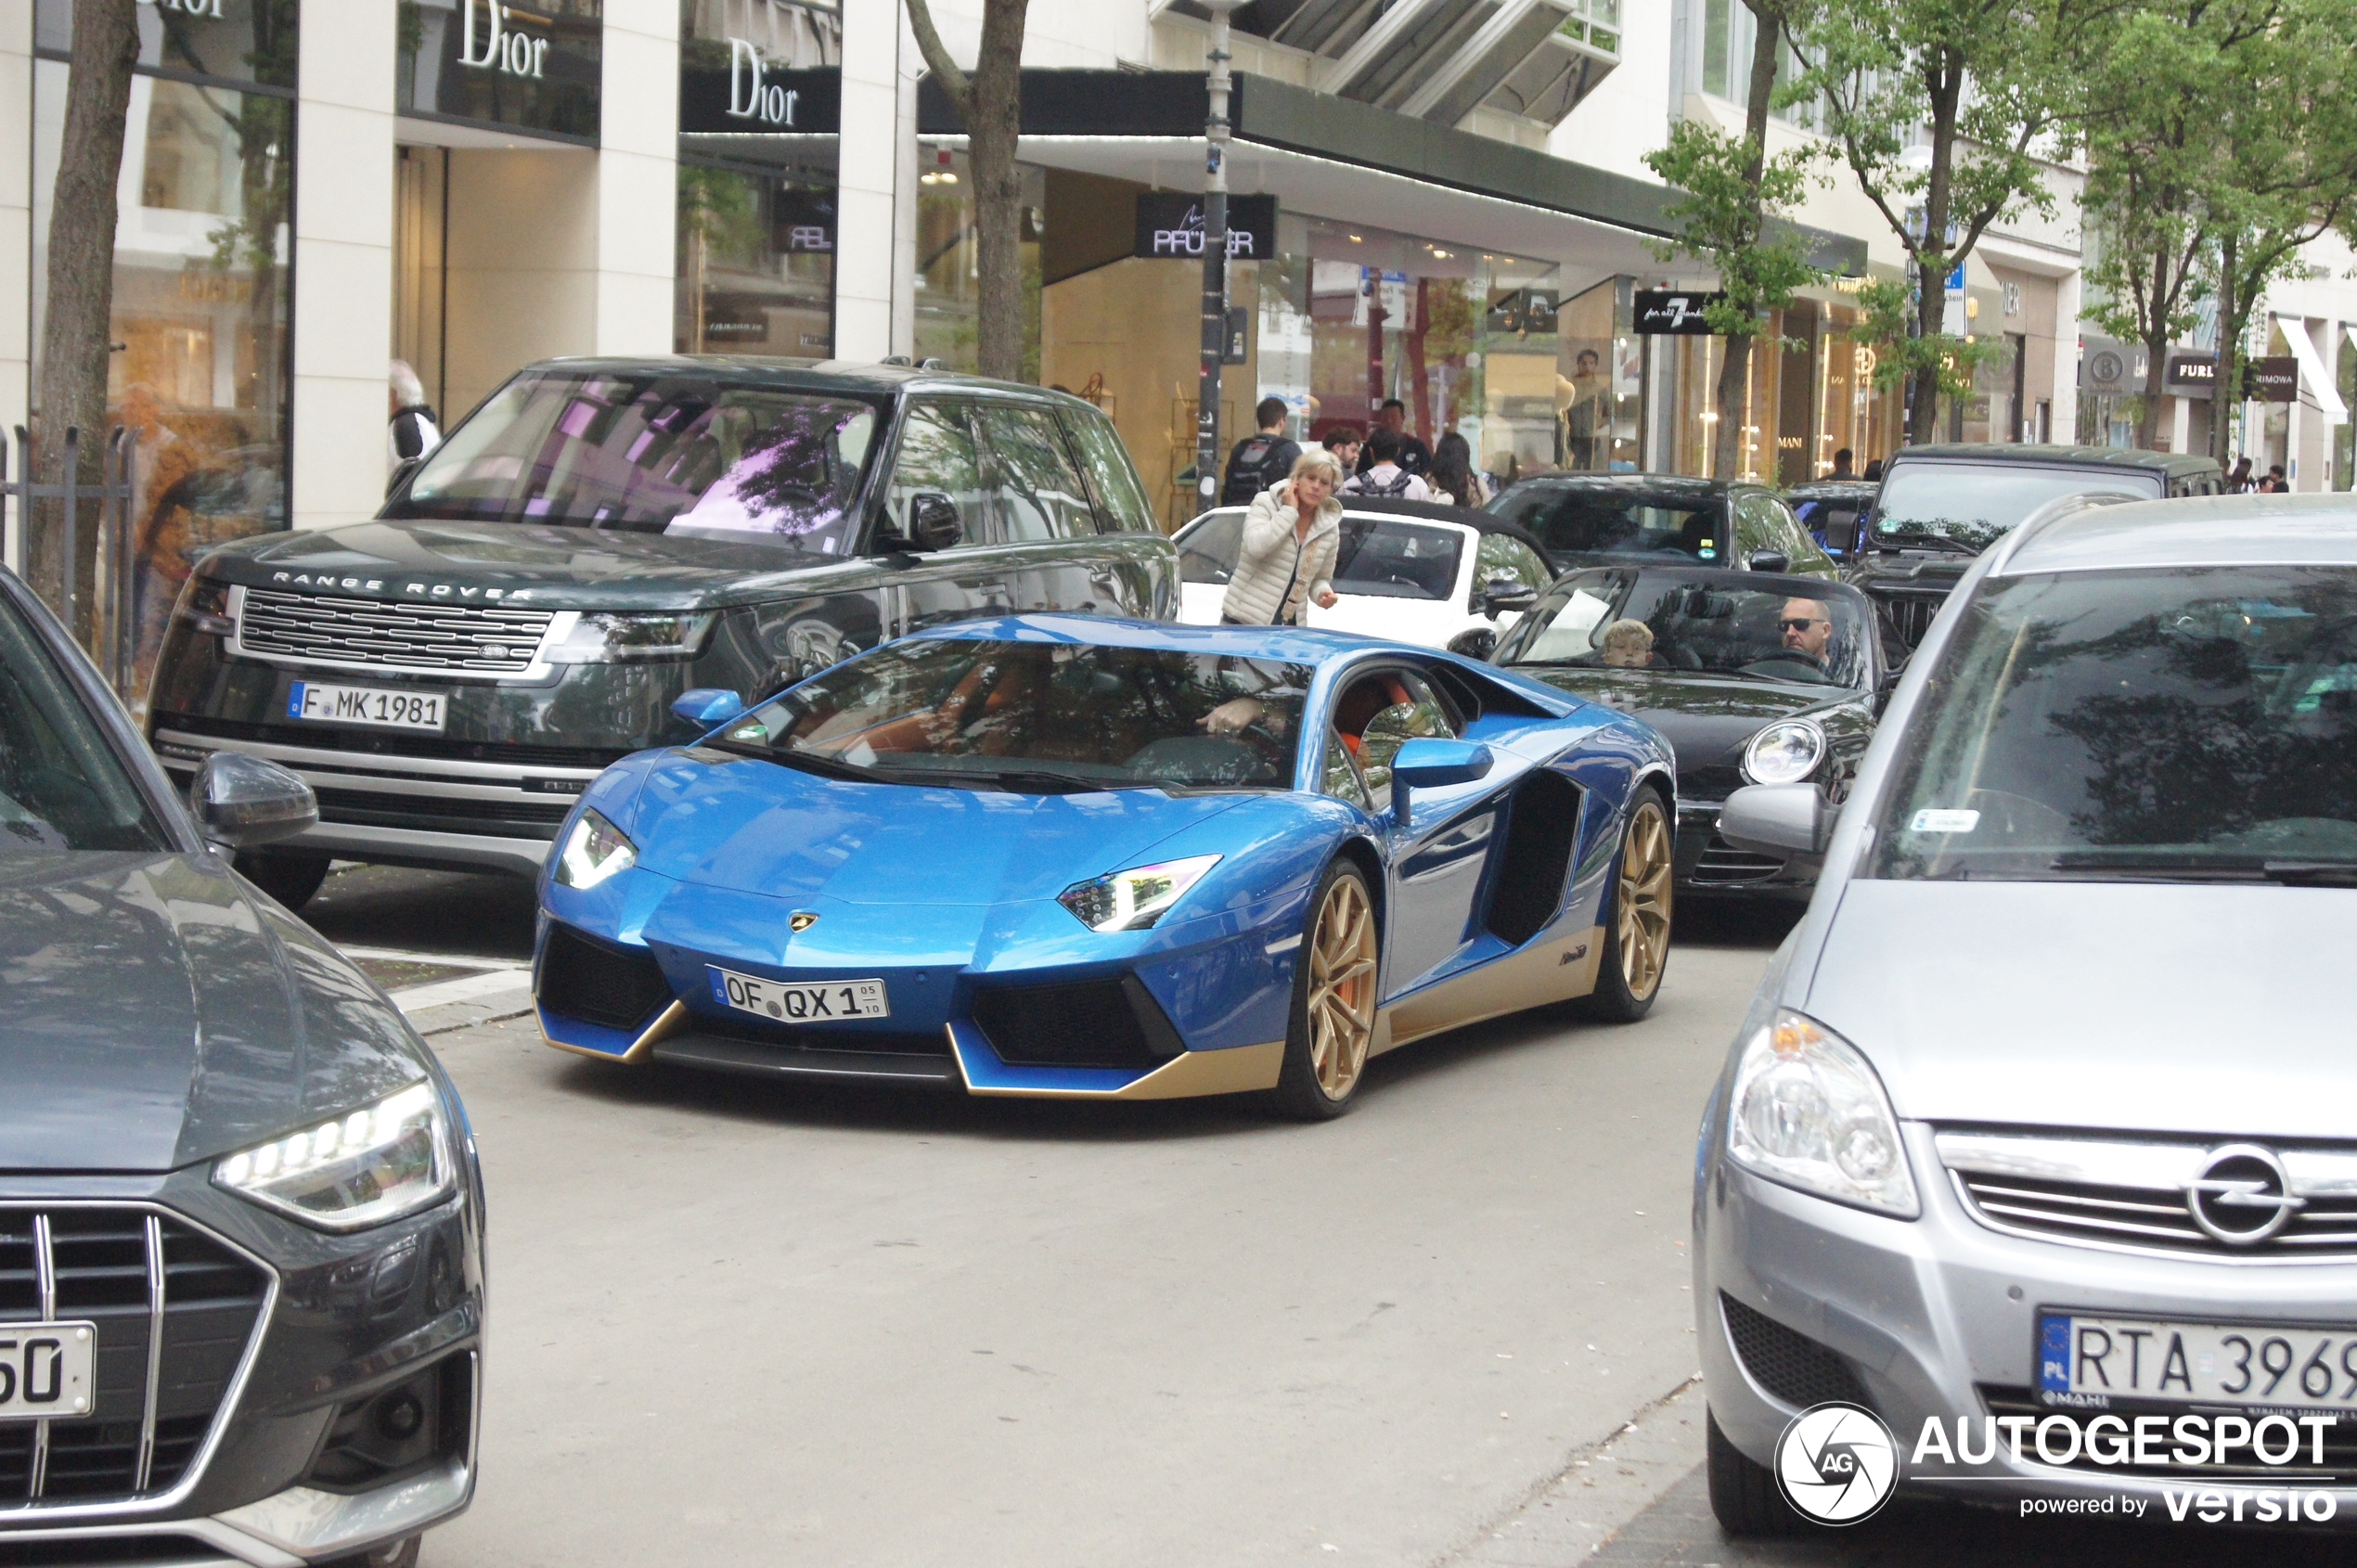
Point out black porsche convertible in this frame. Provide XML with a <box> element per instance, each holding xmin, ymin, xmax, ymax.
<box><xmin>1491</xmin><ymin>565</ymin><xmax>1892</xmax><ymax>902</ymax></box>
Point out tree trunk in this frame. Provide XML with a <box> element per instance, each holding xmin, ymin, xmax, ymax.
<box><xmin>2136</xmin><ymin>245</ymin><xmax>2170</xmax><ymax>450</ymax></box>
<box><xmin>905</xmin><ymin>0</ymin><xmax>1030</xmax><ymax>381</ymax></box>
<box><xmin>967</xmin><ymin>0</ymin><xmax>1028</xmax><ymax>381</ymax></box>
<box><xmin>1909</xmin><ymin>281</ymin><xmax>1944</xmax><ymax>446</ymax></box>
<box><xmin>2210</xmin><ymin>235</ymin><xmax>2237</xmax><ymax>467</ymax></box>
<box><xmin>1714</xmin><ymin>337</ymin><xmax>1750</xmax><ymax>479</ymax></box>
<box><xmin>1714</xmin><ymin>0</ymin><xmax>1781</xmax><ymax>480</ymax></box>
<box><xmin>32</xmin><ymin>0</ymin><xmax>139</xmax><ymax>635</ymax></box>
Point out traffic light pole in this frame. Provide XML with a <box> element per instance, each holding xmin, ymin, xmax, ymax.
<box><xmin>1194</xmin><ymin>1</ymin><xmax>1243</xmax><ymax>515</ymax></box>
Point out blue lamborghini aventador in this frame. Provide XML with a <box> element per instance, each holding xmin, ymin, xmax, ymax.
<box><xmin>533</xmin><ymin>615</ymin><xmax>1677</xmax><ymax>1118</ymax></box>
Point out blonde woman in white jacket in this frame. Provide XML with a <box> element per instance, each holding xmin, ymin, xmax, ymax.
<box><xmin>1218</xmin><ymin>452</ymin><xmax>1346</xmax><ymax>626</ymax></box>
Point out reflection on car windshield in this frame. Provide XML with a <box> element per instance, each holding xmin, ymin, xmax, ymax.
<box><xmin>388</xmin><ymin>370</ymin><xmax>879</xmax><ymax>554</ymax></box>
<box><xmin>1498</xmin><ymin>572</ymin><xmax>1867</xmax><ymax>688</ymax></box>
<box><xmin>1870</xmin><ymin>566</ymin><xmax>2357</xmax><ymax>880</ymax></box>
<box><xmin>0</xmin><ymin>598</ymin><xmax>167</xmax><ymax>853</ymax></box>
<box><xmin>1873</xmin><ymin>465</ymin><xmax>2131</xmax><ymax>550</ymax></box>
<box><xmin>1332</xmin><ymin>519</ymin><xmax>1462</xmax><ymax>600</ymax></box>
<box><xmin>1492</xmin><ymin>489</ymin><xmax>1724</xmax><ymax>562</ymax></box>
<box><xmin>717</xmin><ymin>639</ymin><xmax>1313</xmax><ymax>791</ymax></box>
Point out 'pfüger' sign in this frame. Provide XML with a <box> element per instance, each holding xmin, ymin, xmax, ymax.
<box><xmin>1134</xmin><ymin>194</ymin><xmax>1278</xmax><ymax>262</ymax></box>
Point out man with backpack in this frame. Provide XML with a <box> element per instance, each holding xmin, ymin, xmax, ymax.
<box><xmin>1221</xmin><ymin>398</ymin><xmax>1303</xmax><ymax>507</ymax></box>
<box><xmin>1342</xmin><ymin>427</ymin><xmax>1431</xmax><ymax>501</ymax></box>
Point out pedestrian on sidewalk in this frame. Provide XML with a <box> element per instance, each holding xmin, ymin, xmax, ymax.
<box><xmin>1221</xmin><ymin>397</ymin><xmax>1302</xmax><ymax>507</ymax></box>
<box><xmin>1428</xmin><ymin>431</ymin><xmax>1488</xmax><ymax>508</ymax></box>
<box><xmin>2227</xmin><ymin>457</ymin><xmax>2254</xmax><ymax>493</ymax></box>
<box><xmin>1219</xmin><ymin>452</ymin><xmax>1344</xmax><ymax>626</ymax></box>
<box><xmin>389</xmin><ymin>360</ymin><xmax>441</xmax><ymax>468</ymax></box>
<box><xmin>1359</xmin><ymin>399</ymin><xmax>1432</xmax><ymax>477</ymax></box>
<box><xmin>1344</xmin><ymin>427</ymin><xmax>1432</xmax><ymax>501</ymax></box>
<box><xmin>1320</xmin><ymin>423</ymin><xmax>1365</xmax><ymax>476</ymax></box>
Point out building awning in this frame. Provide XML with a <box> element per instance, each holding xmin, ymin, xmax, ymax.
<box><xmin>918</xmin><ymin>71</ymin><xmax>1869</xmax><ymax>285</ymax></box>
<box><xmin>2275</xmin><ymin>319</ymin><xmax>2349</xmax><ymax>425</ymax></box>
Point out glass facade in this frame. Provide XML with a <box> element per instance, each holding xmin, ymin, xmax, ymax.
<box><xmin>676</xmin><ymin>0</ymin><xmax>842</xmax><ymax>356</ymax></box>
<box><xmin>32</xmin><ymin>0</ymin><xmax>297</xmax><ymax>700</ymax></box>
<box><xmin>1653</xmin><ymin>295</ymin><xmax>1902</xmax><ymax>482</ymax></box>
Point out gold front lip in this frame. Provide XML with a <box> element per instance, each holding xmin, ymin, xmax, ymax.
<box><xmin>540</xmin><ymin>998</ymin><xmax>688</xmax><ymax>1065</ymax></box>
<box><xmin>947</xmin><ymin>1033</ymin><xmax>1287</xmax><ymax>1100</ymax></box>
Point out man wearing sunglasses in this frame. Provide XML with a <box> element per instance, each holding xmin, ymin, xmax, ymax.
<box><xmin>1780</xmin><ymin>597</ymin><xmax>1835</xmax><ymax>672</ymax></box>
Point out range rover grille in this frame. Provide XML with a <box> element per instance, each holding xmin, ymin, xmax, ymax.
<box><xmin>0</xmin><ymin>1208</ymin><xmax>269</xmax><ymax>1508</ymax></box>
<box><xmin>235</xmin><ymin>588</ymin><xmax>556</xmax><ymax>675</ymax></box>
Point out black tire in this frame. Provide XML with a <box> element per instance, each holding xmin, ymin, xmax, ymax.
<box><xmin>232</xmin><ymin>848</ymin><xmax>332</xmax><ymax>911</ymax></box>
<box><xmin>1266</xmin><ymin>858</ymin><xmax>1380</xmax><ymax>1122</ymax></box>
<box><xmin>1707</xmin><ymin>1408</ymin><xmax>1799</xmax><ymax>1536</ymax></box>
<box><xmin>1573</xmin><ymin>789</ymin><xmax>1672</xmax><ymax>1022</ymax></box>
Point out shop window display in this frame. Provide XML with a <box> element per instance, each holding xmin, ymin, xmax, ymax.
<box><xmin>32</xmin><ymin>0</ymin><xmax>298</xmax><ymax>705</ymax></box>
<box><xmin>912</xmin><ymin>149</ymin><xmax>1045</xmax><ymax>382</ymax></box>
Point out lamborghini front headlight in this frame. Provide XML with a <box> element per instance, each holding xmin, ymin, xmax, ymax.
<box><xmin>1056</xmin><ymin>855</ymin><xmax>1221</xmax><ymax>932</ymax></box>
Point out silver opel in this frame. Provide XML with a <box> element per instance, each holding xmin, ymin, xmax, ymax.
<box><xmin>1694</xmin><ymin>494</ymin><xmax>2357</xmax><ymax>1531</ymax></box>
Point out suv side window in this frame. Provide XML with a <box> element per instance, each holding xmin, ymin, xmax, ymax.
<box><xmin>884</xmin><ymin>401</ymin><xmax>990</xmax><ymax>549</ymax></box>
<box><xmin>1062</xmin><ymin>406</ymin><xmax>1158</xmax><ymax>533</ymax></box>
<box><xmin>975</xmin><ymin>405</ymin><xmax>1096</xmax><ymax>541</ymax></box>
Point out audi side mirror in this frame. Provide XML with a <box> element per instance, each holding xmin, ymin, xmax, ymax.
<box><xmin>191</xmin><ymin>752</ymin><xmax>317</xmax><ymax>850</ymax></box>
<box><xmin>1719</xmin><ymin>783</ymin><xmax>1834</xmax><ymax>857</ymax></box>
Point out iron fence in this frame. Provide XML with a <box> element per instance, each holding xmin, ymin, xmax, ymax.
<box><xmin>0</xmin><ymin>425</ymin><xmax>143</xmax><ymax>697</ymax></box>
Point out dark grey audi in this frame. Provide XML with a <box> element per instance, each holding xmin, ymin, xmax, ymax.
<box><xmin>0</xmin><ymin>567</ymin><xmax>483</xmax><ymax>1562</ymax></box>
<box><xmin>146</xmin><ymin>358</ymin><xmax>1177</xmax><ymax>907</ymax></box>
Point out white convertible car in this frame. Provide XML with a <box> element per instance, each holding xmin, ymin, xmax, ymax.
<box><xmin>1174</xmin><ymin>497</ymin><xmax>1556</xmax><ymax>659</ymax></box>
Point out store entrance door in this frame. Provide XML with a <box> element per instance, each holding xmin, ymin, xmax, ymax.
<box><xmin>393</xmin><ymin>145</ymin><xmax>450</xmax><ymax>440</ymax></box>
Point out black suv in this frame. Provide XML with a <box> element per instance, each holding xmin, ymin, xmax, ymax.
<box><xmin>147</xmin><ymin>359</ymin><xmax>1178</xmax><ymax>906</ymax></box>
<box><xmin>1487</xmin><ymin>474</ymin><xmax>1838</xmax><ymax>579</ymax></box>
<box><xmin>1850</xmin><ymin>443</ymin><xmax>2222</xmax><ymax>648</ymax></box>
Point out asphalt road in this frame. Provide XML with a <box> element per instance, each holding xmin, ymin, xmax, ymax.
<box><xmin>354</xmin><ymin>861</ymin><xmax>1788</xmax><ymax>1568</ymax></box>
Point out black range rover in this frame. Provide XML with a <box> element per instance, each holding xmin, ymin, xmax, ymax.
<box><xmin>147</xmin><ymin>359</ymin><xmax>1178</xmax><ymax>906</ymax></box>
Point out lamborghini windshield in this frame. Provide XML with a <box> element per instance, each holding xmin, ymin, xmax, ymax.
<box><xmin>715</xmin><ymin>640</ymin><xmax>1314</xmax><ymax>791</ymax></box>
<box><xmin>387</xmin><ymin>368</ymin><xmax>882</xmax><ymax>555</ymax></box>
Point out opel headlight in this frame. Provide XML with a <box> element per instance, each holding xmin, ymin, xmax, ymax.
<box><xmin>555</xmin><ymin>807</ymin><xmax>637</xmax><ymax>889</ymax></box>
<box><xmin>213</xmin><ymin>1082</ymin><xmax>456</xmax><ymax>1232</ymax></box>
<box><xmin>1727</xmin><ymin>1010</ymin><xmax>1917</xmax><ymax>1217</ymax></box>
<box><xmin>1741</xmin><ymin>719</ymin><xmax>1825</xmax><ymax>785</ymax></box>
<box><xmin>544</xmin><ymin>611</ymin><xmax>715</xmax><ymax>664</ymax></box>
<box><xmin>1057</xmin><ymin>855</ymin><xmax>1221</xmax><ymax>932</ymax></box>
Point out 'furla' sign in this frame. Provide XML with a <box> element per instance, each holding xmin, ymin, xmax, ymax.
<box><xmin>459</xmin><ymin>0</ymin><xmax>548</xmax><ymax>78</ymax></box>
<box><xmin>728</xmin><ymin>37</ymin><xmax>799</xmax><ymax>125</ymax></box>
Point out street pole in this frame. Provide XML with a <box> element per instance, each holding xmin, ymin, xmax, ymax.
<box><xmin>1195</xmin><ymin>0</ymin><xmax>1243</xmax><ymax>517</ymax></box>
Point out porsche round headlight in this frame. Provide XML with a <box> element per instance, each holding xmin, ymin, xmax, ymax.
<box><xmin>1741</xmin><ymin>719</ymin><xmax>1825</xmax><ymax>785</ymax></box>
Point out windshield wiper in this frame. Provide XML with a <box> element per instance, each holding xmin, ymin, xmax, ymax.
<box><xmin>705</xmin><ymin>739</ymin><xmax>901</xmax><ymax>785</ymax></box>
<box><xmin>1871</xmin><ymin>531</ymin><xmax>1980</xmax><ymax>556</ymax></box>
<box><xmin>914</xmin><ymin>767</ymin><xmax>1154</xmax><ymax>796</ymax></box>
<box><xmin>2046</xmin><ymin>851</ymin><xmax>2357</xmax><ymax>886</ymax></box>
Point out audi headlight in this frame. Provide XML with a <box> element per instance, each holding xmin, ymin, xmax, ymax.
<box><xmin>1741</xmin><ymin>719</ymin><xmax>1825</xmax><ymax>785</ymax></box>
<box><xmin>1057</xmin><ymin>855</ymin><xmax>1221</xmax><ymax>932</ymax></box>
<box><xmin>544</xmin><ymin>611</ymin><xmax>715</xmax><ymax>664</ymax></box>
<box><xmin>555</xmin><ymin>807</ymin><xmax>637</xmax><ymax>889</ymax></box>
<box><xmin>213</xmin><ymin>1082</ymin><xmax>456</xmax><ymax>1232</ymax></box>
<box><xmin>1727</xmin><ymin>1009</ymin><xmax>1917</xmax><ymax>1217</ymax></box>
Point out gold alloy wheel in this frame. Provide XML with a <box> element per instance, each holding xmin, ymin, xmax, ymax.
<box><xmin>1307</xmin><ymin>873</ymin><xmax>1379</xmax><ymax>1100</ymax></box>
<box><xmin>1617</xmin><ymin>799</ymin><xmax>1673</xmax><ymax>1000</ymax></box>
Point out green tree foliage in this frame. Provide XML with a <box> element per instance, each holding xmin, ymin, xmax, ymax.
<box><xmin>1800</xmin><ymin>0</ymin><xmax>2114</xmax><ymax>443</ymax></box>
<box><xmin>1643</xmin><ymin>0</ymin><xmax>1822</xmax><ymax>480</ymax></box>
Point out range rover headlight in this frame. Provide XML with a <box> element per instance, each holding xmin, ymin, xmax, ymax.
<box><xmin>1727</xmin><ymin>1009</ymin><xmax>1917</xmax><ymax>1217</ymax></box>
<box><xmin>555</xmin><ymin>807</ymin><xmax>637</xmax><ymax>889</ymax></box>
<box><xmin>1740</xmin><ymin>719</ymin><xmax>1825</xmax><ymax>785</ymax></box>
<box><xmin>544</xmin><ymin>611</ymin><xmax>715</xmax><ymax>664</ymax></box>
<box><xmin>1057</xmin><ymin>855</ymin><xmax>1221</xmax><ymax>932</ymax></box>
<box><xmin>213</xmin><ymin>1082</ymin><xmax>455</xmax><ymax>1232</ymax></box>
<box><xmin>174</xmin><ymin>578</ymin><xmax>235</xmax><ymax>637</ymax></box>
